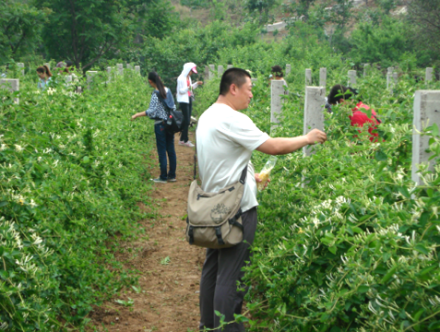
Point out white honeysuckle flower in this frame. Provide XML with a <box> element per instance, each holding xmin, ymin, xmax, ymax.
<box><xmin>14</xmin><ymin>144</ymin><xmax>24</xmax><ymax>152</ymax></box>
<box><xmin>0</xmin><ymin>144</ymin><xmax>7</xmax><ymax>151</ymax></box>
<box><xmin>29</xmin><ymin>199</ymin><xmax>37</xmax><ymax>208</ymax></box>
<box><xmin>46</xmin><ymin>87</ymin><xmax>56</xmax><ymax>95</ymax></box>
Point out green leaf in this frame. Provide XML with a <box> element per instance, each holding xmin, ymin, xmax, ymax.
<box><xmin>381</xmin><ymin>265</ymin><xmax>398</xmax><ymax>284</ymax></box>
<box><xmin>375</xmin><ymin>150</ymin><xmax>387</xmax><ymax>161</ymax></box>
<box><xmin>419</xmin><ymin>265</ymin><xmax>437</xmax><ymax>276</ymax></box>
<box><xmin>429</xmin><ymin>321</ymin><xmax>440</xmax><ymax>330</ymax></box>
<box><xmin>358</xmin><ymin>285</ymin><xmax>369</xmax><ymax>293</ymax></box>
<box><xmin>413</xmin><ymin>308</ymin><xmax>425</xmax><ymax>322</ymax></box>
<box><xmin>328</xmin><ymin>246</ymin><xmax>337</xmax><ymax>255</ymax></box>
<box><xmin>397</xmin><ymin>186</ymin><xmax>410</xmax><ymax>198</ymax></box>
<box><xmin>414</xmin><ymin>243</ymin><xmax>430</xmax><ymax>255</ymax></box>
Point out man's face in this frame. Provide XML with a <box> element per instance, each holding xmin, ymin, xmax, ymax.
<box><xmin>234</xmin><ymin>77</ymin><xmax>253</xmax><ymax>110</ymax></box>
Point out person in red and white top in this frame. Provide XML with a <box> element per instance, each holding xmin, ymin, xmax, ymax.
<box><xmin>327</xmin><ymin>84</ymin><xmax>382</xmax><ymax>142</ymax></box>
<box><xmin>176</xmin><ymin>62</ymin><xmax>203</xmax><ymax>147</ymax></box>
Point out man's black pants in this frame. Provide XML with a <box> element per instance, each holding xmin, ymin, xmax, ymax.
<box><xmin>199</xmin><ymin>207</ymin><xmax>258</xmax><ymax>332</ymax></box>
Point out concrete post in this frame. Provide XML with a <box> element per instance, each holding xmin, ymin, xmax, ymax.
<box><xmin>393</xmin><ymin>72</ymin><xmax>399</xmax><ymax>85</ymax></box>
<box><xmin>426</xmin><ymin>68</ymin><xmax>433</xmax><ymax>83</ymax></box>
<box><xmin>270</xmin><ymin>80</ymin><xmax>284</xmax><ymax>134</ymax></box>
<box><xmin>117</xmin><ymin>63</ymin><xmax>123</xmax><ymax>75</ymax></box>
<box><xmin>17</xmin><ymin>63</ymin><xmax>24</xmax><ymax>75</ymax></box>
<box><xmin>411</xmin><ymin>90</ymin><xmax>440</xmax><ymax>185</ymax></box>
<box><xmin>305</xmin><ymin>69</ymin><xmax>312</xmax><ymax>86</ymax></box>
<box><xmin>135</xmin><ymin>65</ymin><xmax>140</xmax><ymax>74</ymax></box>
<box><xmin>209</xmin><ymin>64</ymin><xmax>215</xmax><ymax>79</ymax></box>
<box><xmin>251</xmin><ymin>78</ymin><xmax>258</xmax><ymax>83</ymax></box>
<box><xmin>126</xmin><ymin>64</ymin><xmax>132</xmax><ymax>70</ymax></box>
<box><xmin>218</xmin><ymin>65</ymin><xmax>224</xmax><ymax>77</ymax></box>
<box><xmin>386</xmin><ymin>72</ymin><xmax>393</xmax><ymax>91</ymax></box>
<box><xmin>363</xmin><ymin>63</ymin><xmax>369</xmax><ymax>77</ymax></box>
<box><xmin>348</xmin><ymin>70</ymin><xmax>356</xmax><ymax>86</ymax></box>
<box><xmin>286</xmin><ymin>64</ymin><xmax>291</xmax><ymax>76</ymax></box>
<box><xmin>204</xmin><ymin>66</ymin><xmax>210</xmax><ymax>80</ymax></box>
<box><xmin>227</xmin><ymin>64</ymin><xmax>233</xmax><ymax>69</ymax></box>
<box><xmin>319</xmin><ymin>68</ymin><xmax>327</xmax><ymax>88</ymax></box>
<box><xmin>303</xmin><ymin>87</ymin><xmax>325</xmax><ymax>156</ymax></box>
<box><xmin>0</xmin><ymin>79</ymin><xmax>19</xmax><ymax>104</ymax></box>
<box><xmin>106</xmin><ymin>67</ymin><xmax>112</xmax><ymax>83</ymax></box>
<box><xmin>387</xmin><ymin>67</ymin><xmax>394</xmax><ymax>74</ymax></box>
<box><xmin>86</xmin><ymin>71</ymin><xmax>98</xmax><ymax>88</ymax></box>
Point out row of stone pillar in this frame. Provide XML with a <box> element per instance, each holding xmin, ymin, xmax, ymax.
<box><xmin>0</xmin><ymin>63</ymin><xmax>142</xmax><ymax>98</ymax></box>
<box><xmin>205</xmin><ymin>64</ymin><xmax>436</xmax><ymax>90</ymax></box>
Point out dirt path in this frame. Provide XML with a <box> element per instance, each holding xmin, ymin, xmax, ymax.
<box><xmin>89</xmin><ymin>132</ymin><xmax>205</xmax><ymax>332</ymax></box>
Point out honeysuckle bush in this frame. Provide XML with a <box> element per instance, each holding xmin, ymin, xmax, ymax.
<box><xmin>196</xmin><ymin>64</ymin><xmax>440</xmax><ymax>331</ymax></box>
<box><xmin>0</xmin><ymin>69</ymin><xmax>156</xmax><ymax>330</ymax></box>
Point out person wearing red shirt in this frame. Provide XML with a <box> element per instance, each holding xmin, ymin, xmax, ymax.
<box><xmin>327</xmin><ymin>84</ymin><xmax>381</xmax><ymax>142</ymax></box>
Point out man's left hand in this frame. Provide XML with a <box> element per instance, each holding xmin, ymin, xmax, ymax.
<box><xmin>255</xmin><ymin>173</ymin><xmax>270</xmax><ymax>190</ymax></box>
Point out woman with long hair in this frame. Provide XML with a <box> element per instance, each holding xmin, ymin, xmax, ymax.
<box><xmin>131</xmin><ymin>72</ymin><xmax>177</xmax><ymax>183</ymax></box>
<box><xmin>36</xmin><ymin>65</ymin><xmax>52</xmax><ymax>90</ymax></box>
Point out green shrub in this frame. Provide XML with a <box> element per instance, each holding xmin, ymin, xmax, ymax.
<box><xmin>0</xmin><ymin>71</ymin><xmax>155</xmax><ymax>330</ymax></box>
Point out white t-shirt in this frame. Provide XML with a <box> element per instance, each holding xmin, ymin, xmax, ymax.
<box><xmin>196</xmin><ymin>103</ymin><xmax>270</xmax><ymax>213</ymax></box>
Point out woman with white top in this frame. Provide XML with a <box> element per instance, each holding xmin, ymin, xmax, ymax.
<box><xmin>176</xmin><ymin>62</ymin><xmax>203</xmax><ymax>148</ymax></box>
<box><xmin>131</xmin><ymin>72</ymin><xmax>177</xmax><ymax>183</ymax></box>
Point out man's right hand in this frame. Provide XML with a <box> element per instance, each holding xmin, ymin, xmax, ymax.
<box><xmin>306</xmin><ymin>129</ymin><xmax>327</xmax><ymax>145</ymax></box>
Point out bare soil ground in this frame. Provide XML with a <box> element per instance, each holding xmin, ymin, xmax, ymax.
<box><xmin>89</xmin><ymin>132</ymin><xmax>206</xmax><ymax>332</ymax></box>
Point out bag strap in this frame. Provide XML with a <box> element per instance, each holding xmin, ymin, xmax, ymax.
<box><xmin>194</xmin><ymin>123</ymin><xmax>198</xmax><ymax>180</ymax></box>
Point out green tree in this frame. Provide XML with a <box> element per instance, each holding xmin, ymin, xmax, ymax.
<box><xmin>347</xmin><ymin>16</ymin><xmax>413</xmax><ymax>67</ymax></box>
<box><xmin>36</xmin><ymin>0</ymin><xmax>177</xmax><ymax>71</ymax></box>
<box><xmin>35</xmin><ymin>0</ymin><xmax>136</xmax><ymax>70</ymax></box>
<box><xmin>245</xmin><ymin>0</ymin><xmax>279</xmax><ymax>24</ymax></box>
<box><xmin>0</xmin><ymin>0</ymin><xmax>48</xmax><ymax>64</ymax></box>
<box><xmin>407</xmin><ymin>0</ymin><xmax>440</xmax><ymax>64</ymax></box>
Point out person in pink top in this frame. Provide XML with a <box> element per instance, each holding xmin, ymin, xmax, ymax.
<box><xmin>327</xmin><ymin>84</ymin><xmax>381</xmax><ymax>142</ymax></box>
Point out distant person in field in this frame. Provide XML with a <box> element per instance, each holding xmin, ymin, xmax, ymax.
<box><xmin>270</xmin><ymin>65</ymin><xmax>288</xmax><ymax>87</ymax></box>
<box><xmin>131</xmin><ymin>72</ymin><xmax>177</xmax><ymax>183</ymax></box>
<box><xmin>176</xmin><ymin>62</ymin><xmax>203</xmax><ymax>148</ymax></box>
<box><xmin>327</xmin><ymin>84</ymin><xmax>382</xmax><ymax>142</ymax></box>
<box><xmin>36</xmin><ymin>65</ymin><xmax>52</xmax><ymax>90</ymax></box>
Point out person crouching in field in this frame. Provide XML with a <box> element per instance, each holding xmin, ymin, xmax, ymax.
<box><xmin>131</xmin><ymin>72</ymin><xmax>177</xmax><ymax>183</ymax></box>
<box><xmin>36</xmin><ymin>65</ymin><xmax>52</xmax><ymax>90</ymax></box>
<box><xmin>327</xmin><ymin>84</ymin><xmax>382</xmax><ymax>142</ymax></box>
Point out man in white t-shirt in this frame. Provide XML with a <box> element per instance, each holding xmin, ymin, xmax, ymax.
<box><xmin>196</xmin><ymin>68</ymin><xmax>326</xmax><ymax>332</ymax></box>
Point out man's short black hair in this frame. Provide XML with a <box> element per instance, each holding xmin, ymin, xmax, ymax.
<box><xmin>327</xmin><ymin>84</ymin><xmax>358</xmax><ymax>105</ymax></box>
<box><xmin>219</xmin><ymin>68</ymin><xmax>251</xmax><ymax>96</ymax></box>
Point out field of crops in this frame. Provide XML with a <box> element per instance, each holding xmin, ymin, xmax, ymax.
<box><xmin>1</xmin><ymin>58</ymin><xmax>440</xmax><ymax>331</ymax></box>
<box><xmin>0</xmin><ymin>70</ymin><xmax>157</xmax><ymax>330</ymax></box>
